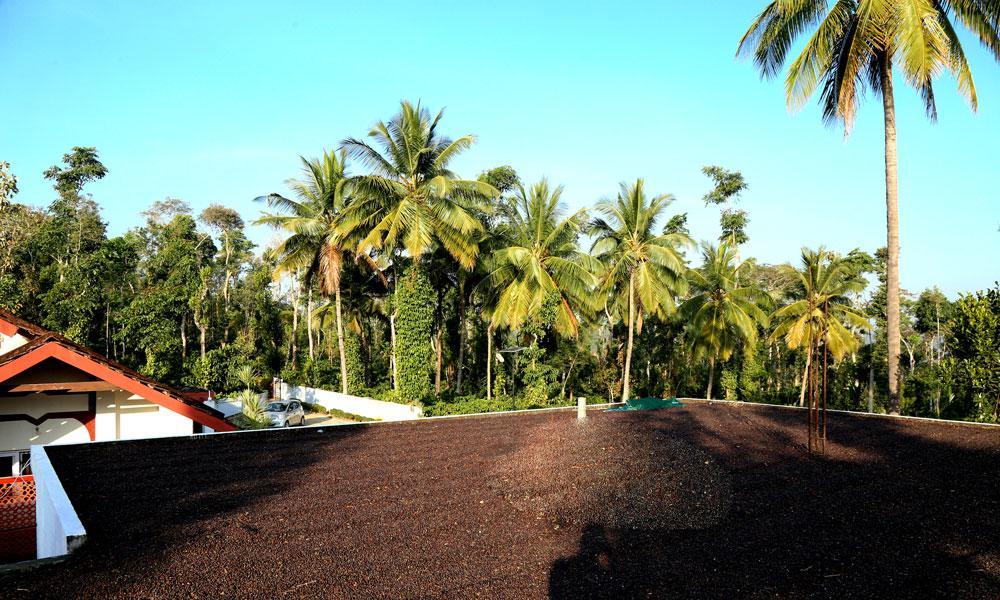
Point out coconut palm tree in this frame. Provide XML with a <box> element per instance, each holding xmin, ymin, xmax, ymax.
<box><xmin>456</xmin><ymin>166</ymin><xmax>521</xmax><ymax>396</ymax></box>
<box><xmin>338</xmin><ymin>100</ymin><xmax>497</xmax><ymax>269</ymax></box>
<box><xmin>770</xmin><ymin>248</ymin><xmax>871</xmax><ymax>406</ymax></box>
<box><xmin>738</xmin><ymin>0</ymin><xmax>1000</xmax><ymax>412</ymax></box>
<box><xmin>591</xmin><ymin>179</ymin><xmax>690</xmax><ymax>402</ymax></box>
<box><xmin>255</xmin><ymin>150</ymin><xmax>355</xmax><ymax>394</ymax></box>
<box><xmin>681</xmin><ymin>242</ymin><xmax>770</xmax><ymax>400</ymax></box>
<box><xmin>480</xmin><ymin>179</ymin><xmax>598</xmax><ymax>338</ymax></box>
<box><xmin>339</xmin><ymin>102</ymin><xmax>497</xmax><ymax>398</ymax></box>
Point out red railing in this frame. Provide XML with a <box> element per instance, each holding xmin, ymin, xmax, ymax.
<box><xmin>0</xmin><ymin>475</ymin><xmax>36</xmax><ymax>563</ymax></box>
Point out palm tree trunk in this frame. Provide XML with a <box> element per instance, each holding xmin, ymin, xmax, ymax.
<box><xmin>881</xmin><ymin>54</ymin><xmax>902</xmax><ymax>415</ymax></box>
<box><xmin>486</xmin><ymin>324</ymin><xmax>493</xmax><ymax>401</ymax></box>
<box><xmin>868</xmin><ymin>356</ymin><xmax>875</xmax><ymax>413</ymax></box>
<box><xmin>434</xmin><ymin>322</ymin><xmax>443</xmax><ymax>396</ymax></box>
<box><xmin>307</xmin><ymin>287</ymin><xmax>314</xmax><ymax>361</ymax></box>
<box><xmin>622</xmin><ymin>274</ymin><xmax>636</xmax><ymax>402</ymax></box>
<box><xmin>390</xmin><ymin>312</ymin><xmax>397</xmax><ymax>390</ymax></box>
<box><xmin>706</xmin><ymin>357</ymin><xmax>715</xmax><ymax>401</ymax></box>
<box><xmin>798</xmin><ymin>349</ymin><xmax>811</xmax><ymax>408</ymax></box>
<box><xmin>456</xmin><ymin>287</ymin><xmax>466</xmax><ymax>394</ymax></box>
<box><xmin>334</xmin><ymin>280</ymin><xmax>348</xmax><ymax>394</ymax></box>
<box><xmin>291</xmin><ymin>273</ymin><xmax>300</xmax><ymax>368</ymax></box>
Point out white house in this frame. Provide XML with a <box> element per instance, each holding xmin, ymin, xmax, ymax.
<box><xmin>0</xmin><ymin>309</ymin><xmax>235</xmax><ymax>477</ymax></box>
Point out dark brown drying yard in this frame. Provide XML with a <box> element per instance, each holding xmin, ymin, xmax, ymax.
<box><xmin>3</xmin><ymin>401</ymin><xmax>1000</xmax><ymax>598</ymax></box>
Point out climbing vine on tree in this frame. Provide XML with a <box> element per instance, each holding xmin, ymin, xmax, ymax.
<box><xmin>396</xmin><ymin>263</ymin><xmax>435</xmax><ymax>404</ymax></box>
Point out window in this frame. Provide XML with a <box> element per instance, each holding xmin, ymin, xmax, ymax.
<box><xmin>0</xmin><ymin>451</ymin><xmax>31</xmax><ymax>477</ymax></box>
<box><xmin>0</xmin><ymin>454</ymin><xmax>13</xmax><ymax>478</ymax></box>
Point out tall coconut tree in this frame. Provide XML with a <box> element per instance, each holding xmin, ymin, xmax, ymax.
<box><xmin>770</xmin><ymin>248</ymin><xmax>871</xmax><ymax>406</ymax></box>
<box><xmin>255</xmin><ymin>150</ymin><xmax>355</xmax><ymax>394</ymax></box>
<box><xmin>681</xmin><ymin>242</ymin><xmax>770</xmax><ymax>400</ymax></box>
<box><xmin>339</xmin><ymin>101</ymin><xmax>497</xmax><ymax>399</ymax></box>
<box><xmin>480</xmin><ymin>179</ymin><xmax>598</xmax><ymax>338</ymax></box>
<box><xmin>738</xmin><ymin>0</ymin><xmax>1000</xmax><ymax>412</ymax></box>
<box><xmin>591</xmin><ymin>179</ymin><xmax>690</xmax><ymax>402</ymax></box>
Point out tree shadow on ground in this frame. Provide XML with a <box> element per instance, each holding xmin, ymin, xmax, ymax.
<box><xmin>549</xmin><ymin>405</ymin><xmax>1000</xmax><ymax>598</ymax></box>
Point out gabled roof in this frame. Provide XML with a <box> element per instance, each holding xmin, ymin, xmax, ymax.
<box><xmin>0</xmin><ymin>310</ymin><xmax>235</xmax><ymax>432</ymax></box>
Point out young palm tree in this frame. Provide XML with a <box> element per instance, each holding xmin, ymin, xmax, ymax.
<box><xmin>338</xmin><ymin>100</ymin><xmax>497</xmax><ymax>269</ymax></box>
<box><xmin>681</xmin><ymin>242</ymin><xmax>770</xmax><ymax>400</ymax></box>
<box><xmin>738</xmin><ymin>1</ymin><xmax>1000</xmax><ymax>412</ymax></box>
<box><xmin>256</xmin><ymin>150</ymin><xmax>355</xmax><ymax>394</ymax></box>
<box><xmin>591</xmin><ymin>179</ymin><xmax>690</xmax><ymax>402</ymax></box>
<box><xmin>770</xmin><ymin>248</ymin><xmax>871</xmax><ymax>406</ymax></box>
<box><xmin>480</xmin><ymin>179</ymin><xmax>598</xmax><ymax>339</ymax></box>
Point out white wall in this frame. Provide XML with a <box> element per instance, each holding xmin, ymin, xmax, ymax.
<box><xmin>32</xmin><ymin>445</ymin><xmax>86</xmax><ymax>560</ymax></box>
<box><xmin>95</xmin><ymin>391</ymin><xmax>195</xmax><ymax>441</ymax></box>
<box><xmin>0</xmin><ymin>394</ymin><xmax>90</xmax><ymax>452</ymax></box>
<box><xmin>280</xmin><ymin>383</ymin><xmax>422</xmax><ymax>421</ymax></box>
<box><xmin>209</xmin><ymin>392</ymin><xmax>268</xmax><ymax>418</ymax></box>
<box><xmin>0</xmin><ymin>331</ymin><xmax>29</xmax><ymax>355</ymax></box>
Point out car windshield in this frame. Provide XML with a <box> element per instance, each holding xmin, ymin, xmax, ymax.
<box><xmin>265</xmin><ymin>402</ymin><xmax>287</xmax><ymax>412</ymax></box>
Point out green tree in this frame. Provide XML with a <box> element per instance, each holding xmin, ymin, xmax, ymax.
<box><xmin>769</xmin><ymin>248</ymin><xmax>871</xmax><ymax>406</ymax></box>
<box><xmin>33</xmin><ymin>148</ymin><xmax>110</xmax><ymax>342</ymax></box>
<box><xmin>738</xmin><ymin>0</ymin><xmax>1000</xmax><ymax>413</ymax></box>
<box><xmin>0</xmin><ymin>161</ymin><xmax>18</xmax><ymax>208</ymax></box>
<box><xmin>591</xmin><ymin>179</ymin><xmax>690</xmax><ymax>402</ymax></box>
<box><xmin>395</xmin><ymin>263</ymin><xmax>435</xmax><ymax>404</ymax></box>
<box><xmin>200</xmin><ymin>203</ymin><xmax>251</xmax><ymax>345</ymax></box>
<box><xmin>702</xmin><ymin>165</ymin><xmax>749</xmax><ymax>245</ymax></box>
<box><xmin>681</xmin><ymin>242</ymin><xmax>770</xmax><ymax>400</ymax></box>
<box><xmin>339</xmin><ymin>101</ymin><xmax>496</xmax><ymax>398</ymax></box>
<box><xmin>480</xmin><ymin>178</ymin><xmax>596</xmax><ymax>338</ymax></box>
<box><xmin>949</xmin><ymin>286</ymin><xmax>1000</xmax><ymax>421</ymax></box>
<box><xmin>257</xmin><ymin>150</ymin><xmax>355</xmax><ymax>394</ymax></box>
<box><xmin>339</xmin><ymin>100</ymin><xmax>496</xmax><ymax>269</ymax></box>
<box><xmin>119</xmin><ymin>213</ymin><xmax>215</xmax><ymax>382</ymax></box>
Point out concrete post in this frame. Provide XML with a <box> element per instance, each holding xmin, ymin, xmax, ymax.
<box><xmin>577</xmin><ymin>397</ymin><xmax>587</xmax><ymax>420</ymax></box>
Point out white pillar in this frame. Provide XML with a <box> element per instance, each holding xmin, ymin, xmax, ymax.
<box><xmin>577</xmin><ymin>397</ymin><xmax>587</xmax><ymax>420</ymax></box>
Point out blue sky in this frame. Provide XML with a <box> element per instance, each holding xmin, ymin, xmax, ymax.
<box><xmin>2</xmin><ymin>0</ymin><xmax>998</xmax><ymax>297</ymax></box>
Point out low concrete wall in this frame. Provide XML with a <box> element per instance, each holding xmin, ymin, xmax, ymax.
<box><xmin>209</xmin><ymin>392</ymin><xmax>268</xmax><ymax>418</ymax></box>
<box><xmin>31</xmin><ymin>446</ymin><xmax>86</xmax><ymax>560</ymax></box>
<box><xmin>279</xmin><ymin>384</ymin><xmax>422</xmax><ymax>421</ymax></box>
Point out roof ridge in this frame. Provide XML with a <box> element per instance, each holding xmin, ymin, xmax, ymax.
<box><xmin>0</xmin><ymin>308</ymin><xmax>51</xmax><ymax>338</ymax></box>
<box><xmin>0</xmin><ymin>322</ymin><xmax>227</xmax><ymax>423</ymax></box>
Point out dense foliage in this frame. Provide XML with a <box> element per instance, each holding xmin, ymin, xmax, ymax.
<box><xmin>2</xmin><ymin>103</ymin><xmax>998</xmax><ymax>424</ymax></box>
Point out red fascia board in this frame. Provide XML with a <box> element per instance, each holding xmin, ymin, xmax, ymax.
<box><xmin>0</xmin><ymin>318</ymin><xmax>18</xmax><ymax>337</ymax></box>
<box><xmin>0</xmin><ymin>343</ymin><xmax>236</xmax><ymax>432</ymax></box>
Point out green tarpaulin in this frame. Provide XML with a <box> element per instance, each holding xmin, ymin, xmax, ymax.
<box><xmin>607</xmin><ymin>397</ymin><xmax>684</xmax><ymax>411</ymax></box>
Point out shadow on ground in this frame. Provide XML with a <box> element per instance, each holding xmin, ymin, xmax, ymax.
<box><xmin>0</xmin><ymin>423</ymin><xmax>371</xmax><ymax>596</ymax></box>
<box><xmin>548</xmin><ymin>405</ymin><xmax>1000</xmax><ymax>598</ymax></box>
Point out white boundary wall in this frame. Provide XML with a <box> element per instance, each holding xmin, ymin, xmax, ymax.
<box><xmin>208</xmin><ymin>392</ymin><xmax>269</xmax><ymax>418</ymax></box>
<box><xmin>31</xmin><ymin>445</ymin><xmax>86</xmax><ymax>560</ymax></box>
<box><xmin>280</xmin><ymin>383</ymin><xmax>422</xmax><ymax>421</ymax></box>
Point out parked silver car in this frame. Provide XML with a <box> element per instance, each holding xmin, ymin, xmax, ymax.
<box><xmin>265</xmin><ymin>400</ymin><xmax>305</xmax><ymax>427</ymax></box>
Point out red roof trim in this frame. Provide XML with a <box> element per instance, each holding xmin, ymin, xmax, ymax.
<box><xmin>0</xmin><ymin>342</ymin><xmax>236</xmax><ymax>432</ymax></box>
<box><xmin>0</xmin><ymin>319</ymin><xmax>17</xmax><ymax>338</ymax></box>
<box><xmin>0</xmin><ymin>309</ymin><xmax>47</xmax><ymax>339</ymax></box>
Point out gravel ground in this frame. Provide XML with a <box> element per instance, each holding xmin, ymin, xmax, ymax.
<box><xmin>2</xmin><ymin>402</ymin><xmax>999</xmax><ymax>598</ymax></box>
